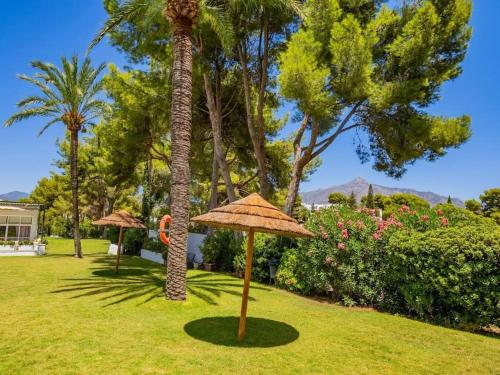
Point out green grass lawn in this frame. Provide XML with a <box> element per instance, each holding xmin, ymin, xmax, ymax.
<box><xmin>0</xmin><ymin>238</ymin><xmax>498</xmax><ymax>374</ymax></box>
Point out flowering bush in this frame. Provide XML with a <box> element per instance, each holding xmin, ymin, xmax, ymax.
<box><xmin>277</xmin><ymin>203</ymin><xmax>498</xmax><ymax>323</ymax></box>
<box><xmin>277</xmin><ymin>206</ymin><xmax>387</xmax><ymax>306</ymax></box>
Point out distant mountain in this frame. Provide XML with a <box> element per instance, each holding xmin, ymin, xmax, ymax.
<box><xmin>0</xmin><ymin>191</ymin><xmax>29</xmax><ymax>202</ymax></box>
<box><xmin>300</xmin><ymin>177</ymin><xmax>464</xmax><ymax>207</ymax></box>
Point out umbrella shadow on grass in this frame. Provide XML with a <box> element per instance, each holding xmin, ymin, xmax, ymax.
<box><xmin>52</xmin><ymin>264</ymin><xmax>270</xmax><ymax>307</ymax></box>
<box><xmin>184</xmin><ymin>316</ymin><xmax>299</xmax><ymax>347</ymax></box>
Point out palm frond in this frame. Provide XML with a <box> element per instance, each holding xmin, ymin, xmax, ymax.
<box><xmin>17</xmin><ymin>74</ymin><xmax>60</xmax><ymax>102</ymax></box>
<box><xmin>87</xmin><ymin>0</ymin><xmax>149</xmax><ymax>53</ymax></box>
<box><xmin>200</xmin><ymin>1</ymin><xmax>235</xmax><ymax>52</ymax></box>
<box><xmin>5</xmin><ymin>106</ymin><xmax>57</xmax><ymax>127</ymax></box>
<box><xmin>7</xmin><ymin>56</ymin><xmax>107</xmax><ymax>133</ymax></box>
<box><xmin>38</xmin><ymin>117</ymin><xmax>63</xmax><ymax>136</ymax></box>
<box><xmin>17</xmin><ymin>95</ymin><xmax>51</xmax><ymax>108</ymax></box>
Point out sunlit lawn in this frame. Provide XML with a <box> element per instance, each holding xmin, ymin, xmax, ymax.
<box><xmin>0</xmin><ymin>238</ymin><xmax>498</xmax><ymax>374</ymax></box>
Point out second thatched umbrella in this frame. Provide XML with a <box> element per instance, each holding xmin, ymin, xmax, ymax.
<box><xmin>191</xmin><ymin>193</ymin><xmax>313</xmax><ymax>340</ymax></box>
<box><xmin>93</xmin><ymin>210</ymin><xmax>146</xmax><ymax>273</ymax></box>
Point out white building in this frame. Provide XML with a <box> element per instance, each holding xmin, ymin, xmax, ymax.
<box><xmin>302</xmin><ymin>203</ymin><xmax>333</xmax><ymax>211</ymax></box>
<box><xmin>0</xmin><ymin>202</ymin><xmax>41</xmax><ymax>242</ymax></box>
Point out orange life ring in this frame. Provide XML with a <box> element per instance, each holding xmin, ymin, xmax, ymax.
<box><xmin>159</xmin><ymin>215</ymin><xmax>172</xmax><ymax>246</ymax></box>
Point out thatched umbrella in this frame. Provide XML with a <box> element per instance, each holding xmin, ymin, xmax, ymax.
<box><xmin>93</xmin><ymin>210</ymin><xmax>146</xmax><ymax>273</ymax></box>
<box><xmin>191</xmin><ymin>193</ymin><xmax>313</xmax><ymax>340</ymax></box>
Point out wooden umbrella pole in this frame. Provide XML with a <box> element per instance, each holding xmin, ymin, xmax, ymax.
<box><xmin>238</xmin><ymin>229</ymin><xmax>255</xmax><ymax>341</ymax></box>
<box><xmin>115</xmin><ymin>226</ymin><xmax>124</xmax><ymax>273</ymax></box>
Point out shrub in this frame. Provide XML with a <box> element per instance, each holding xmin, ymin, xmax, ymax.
<box><xmin>80</xmin><ymin>217</ymin><xmax>101</xmax><ymax>239</ymax></box>
<box><xmin>200</xmin><ymin>230</ymin><xmax>242</xmax><ymax>271</ymax></box>
<box><xmin>123</xmin><ymin>228</ymin><xmax>145</xmax><ymax>255</ymax></box>
<box><xmin>276</xmin><ymin>204</ymin><xmax>497</xmax><ymax>309</ymax></box>
<box><xmin>107</xmin><ymin>227</ymin><xmax>120</xmax><ymax>244</ymax></box>
<box><xmin>277</xmin><ymin>207</ymin><xmax>387</xmax><ymax>305</ymax></box>
<box><xmin>234</xmin><ymin>234</ymin><xmax>295</xmax><ymax>283</ymax></box>
<box><xmin>385</xmin><ymin>224</ymin><xmax>500</xmax><ymax>328</ymax></box>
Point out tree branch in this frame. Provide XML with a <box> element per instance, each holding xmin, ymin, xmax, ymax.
<box><xmin>310</xmin><ymin>102</ymin><xmax>363</xmax><ymax>159</ymax></box>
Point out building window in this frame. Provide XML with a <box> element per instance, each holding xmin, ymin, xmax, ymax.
<box><xmin>0</xmin><ymin>215</ymin><xmax>33</xmax><ymax>241</ymax></box>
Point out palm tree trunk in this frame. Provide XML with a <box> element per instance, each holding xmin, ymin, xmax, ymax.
<box><xmin>165</xmin><ymin>7</ymin><xmax>196</xmax><ymax>300</ymax></box>
<box><xmin>70</xmin><ymin>129</ymin><xmax>82</xmax><ymax>258</ymax></box>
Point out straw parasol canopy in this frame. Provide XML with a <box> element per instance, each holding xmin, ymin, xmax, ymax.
<box><xmin>93</xmin><ymin>210</ymin><xmax>145</xmax><ymax>273</ymax></box>
<box><xmin>190</xmin><ymin>193</ymin><xmax>313</xmax><ymax>238</ymax></box>
<box><xmin>191</xmin><ymin>193</ymin><xmax>313</xmax><ymax>340</ymax></box>
<box><xmin>93</xmin><ymin>210</ymin><xmax>146</xmax><ymax>229</ymax></box>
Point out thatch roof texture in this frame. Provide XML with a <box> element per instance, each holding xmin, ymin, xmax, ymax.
<box><xmin>191</xmin><ymin>193</ymin><xmax>313</xmax><ymax>237</ymax></box>
<box><xmin>93</xmin><ymin>210</ymin><xmax>146</xmax><ymax>229</ymax></box>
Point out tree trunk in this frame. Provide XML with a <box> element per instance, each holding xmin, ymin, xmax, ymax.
<box><xmin>165</xmin><ymin>13</ymin><xmax>195</xmax><ymax>301</ymax></box>
<box><xmin>238</xmin><ymin>43</ymin><xmax>269</xmax><ymax>198</ymax></box>
<box><xmin>70</xmin><ymin>129</ymin><xmax>82</xmax><ymax>258</ymax></box>
<box><xmin>284</xmin><ymin>116</ymin><xmax>318</xmax><ymax>216</ymax></box>
<box><xmin>202</xmin><ymin>71</ymin><xmax>236</xmax><ymax>202</ymax></box>
<box><xmin>284</xmin><ymin>157</ymin><xmax>304</xmax><ymax>216</ymax></box>
<box><xmin>207</xmin><ymin>150</ymin><xmax>219</xmax><ymax>236</ymax></box>
<box><xmin>142</xmin><ymin>153</ymin><xmax>152</xmax><ymax>229</ymax></box>
<box><xmin>208</xmin><ymin>150</ymin><xmax>219</xmax><ymax>211</ymax></box>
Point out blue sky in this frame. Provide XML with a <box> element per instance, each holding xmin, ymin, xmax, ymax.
<box><xmin>0</xmin><ymin>1</ymin><xmax>498</xmax><ymax>200</ymax></box>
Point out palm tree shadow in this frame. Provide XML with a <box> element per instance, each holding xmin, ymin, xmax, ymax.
<box><xmin>51</xmin><ymin>264</ymin><xmax>267</xmax><ymax>306</ymax></box>
<box><xmin>184</xmin><ymin>316</ymin><xmax>299</xmax><ymax>347</ymax></box>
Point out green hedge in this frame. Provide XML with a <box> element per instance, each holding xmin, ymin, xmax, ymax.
<box><xmin>385</xmin><ymin>225</ymin><xmax>500</xmax><ymax>328</ymax></box>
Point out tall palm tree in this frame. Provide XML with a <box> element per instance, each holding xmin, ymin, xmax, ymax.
<box><xmin>4</xmin><ymin>56</ymin><xmax>107</xmax><ymax>258</ymax></box>
<box><xmin>89</xmin><ymin>0</ymin><xmax>229</xmax><ymax>300</ymax></box>
<box><xmin>163</xmin><ymin>0</ymin><xmax>199</xmax><ymax>300</ymax></box>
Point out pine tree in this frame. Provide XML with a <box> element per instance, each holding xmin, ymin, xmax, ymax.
<box><xmin>447</xmin><ymin>195</ymin><xmax>453</xmax><ymax>204</ymax></box>
<box><xmin>348</xmin><ymin>191</ymin><xmax>357</xmax><ymax>209</ymax></box>
<box><xmin>366</xmin><ymin>184</ymin><xmax>375</xmax><ymax>209</ymax></box>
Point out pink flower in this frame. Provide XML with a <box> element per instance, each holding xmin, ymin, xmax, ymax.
<box><xmin>337</xmin><ymin>222</ymin><xmax>344</xmax><ymax>229</ymax></box>
<box><xmin>337</xmin><ymin>242</ymin><xmax>346</xmax><ymax>250</ymax></box>
<box><xmin>347</xmin><ymin>220</ymin><xmax>353</xmax><ymax>226</ymax></box>
<box><xmin>324</xmin><ymin>256</ymin><xmax>334</xmax><ymax>266</ymax></box>
<box><xmin>341</xmin><ymin>229</ymin><xmax>349</xmax><ymax>239</ymax></box>
<box><xmin>401</xmin><ymin>205</ymin><xmax>410</xmax><ymax>212</ymax></box>
<box><xmin>373</xmin><ymin>232</ymin><xmax>380</xmax><ymax>241</ymax></box>
<box><xmin>285</xmin><ymin>279</ymin><xmax>294</xmax><ymax>286</ymax></box>
<box><xmin>436</xmin><ymin>208</ymin><xmax>443</xmax><ymax>216</ymax></box>
<box><xmin>356</xmin><ymin>220</ymin><xmax>365</xmax><ymax>229</ymax></box>
<box><xmin>420</xmin><ymin>215</ymin><xmax>429</xmax><ymax>222</ymax></box>
<box><xmin>319</xmin><ymin>225</ymin><xmax>328</xmax><ymax>239</ymax></box>
<box><xmin>441</xmin><ymin>217</ymin><xmax>449</xmax><ymax>226</ymax></box>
